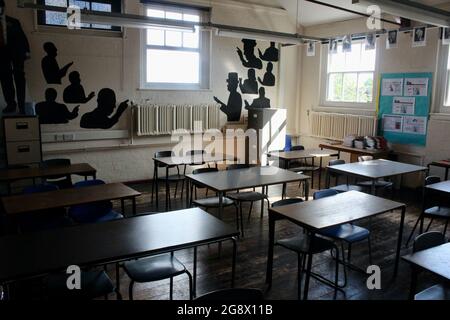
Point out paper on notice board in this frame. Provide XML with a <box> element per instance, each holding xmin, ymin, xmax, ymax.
<box><xmin>382</xmin><ymin>115</ymin><xmax>403</xmax><ymax>132</ymax></box>
<box><xmin>403</xmin><ymin>116</ymin><xmax>427</xmax><ymax>135</ymax></box>
<box><xmin>392</xmin><ymin>97</ymin><xmax>415</xmax><ymax>115</ymax></box>
<box><xmin>382</xmin><ymin>78</ymin><xmax>403</xmax><ymax>96</ymax></box>
<box><xmin>404</xmin><ymin>78</ymin><xmax>428</xmax><ymax>96</ymax></box>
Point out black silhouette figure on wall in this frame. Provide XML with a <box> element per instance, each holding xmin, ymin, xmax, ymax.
<box><xmin>80</xmin><ymin>88</ymin><xmax>129</xmax><ymax>129</ymax></box>
<box><xmin>42</xmin><ymin>42</ymin><xmax>73</xmax><ymax>84</ymax></box>
<box><xmin>63</xmin><ymin>71</ymin><xmax>95</xmax><ymax>104</ymax></box>
<box><xmin>214</xmin><ymin>72</ymin><xmax>242</xmax><ymax>122</ymax></box>
<box><xmin>258</xmin><ymin>62</ymin><xmax>275</xmax><ymax>87</ymax></box>
<box><xmin>35</xmin><ymin>88</ymin><xmax>79</xmax><ymax>124</ymax></box>
<box><xmin>245</xmin><ymin>87</ymin><xmax>271</xmax><ymax>109</ymax></box>
<box><xmin>237</xmin><ymin>39</ymin><xmax>262</xmax><ymax>70</ymax></box>
<box><xmin>0</xmin><ymin>0</ymin><xmax>30</xmax><ymax>114</ymax></box>
<box><xmin>258</xmin><ymin>42</ymin><xmax>279</xmax><ymax>62</ymax></box>
<box><xmin>239</xmin><ymin>69</ymin><xmax>258</xmax><ymax>94</ymax></box>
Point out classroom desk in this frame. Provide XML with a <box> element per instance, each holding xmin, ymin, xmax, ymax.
<box><xmin>428</xmin><ymin>160</ymin><xmax>450</xmax><ymax>180</ymax></box>
<box><xmin>185</xmin><ymin>166</ymin><xmax>311</xmax><ymax>219</ymax></box>
<box><xmin>402</xmin><ymin>243</ymin><xmax>450</xmax><ymax>299</ymax></box>
<box><xmin>266</xmin><ymin>191</ymin><xmax>406</xmax><ymax>300</ymax></box>
<box><xmin>326</xmin><ymin>159</ymin><xmax>428</xmax><ymax>194</ymax></box>
<box><xmin>267</xmin><ymin>149</ymin><xmax>339</xmax><ymax>189</ymax></box>
<box><xmin>1</xmin><ymin>183</ymin><xmax>141</xmax><ymax>216</ymax></box>
<box><xmin>0</xmin><ymin>208</ymin><xmax>239</xmax><ymax>299</ymax></box>
<box><xmin>153</xmin><ymin>154</ymin><xmax>236</xmax><ymax>211</ymax></box>
<box><xmin>319</xmin><ymin>143</ymin><xmax>389</xmax><ymax>163</ymax></box>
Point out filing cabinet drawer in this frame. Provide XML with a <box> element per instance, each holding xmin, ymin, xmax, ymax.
<box><xmin>4</xmin><ymin>117</ymin><xmax>40</xmax><ymax>142</ymax></box>
<box><xmin>6</xmin><ymin>141</ymin><xmax>42</xmax><ymax>165</ymax></box>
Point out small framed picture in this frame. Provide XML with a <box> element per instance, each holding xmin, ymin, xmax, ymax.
<box><xmin>342</xmin><ymin>34</ymin><xmax>352</xmax><ymax>52</ymax></box>
<box><xmin>412</xmin><ymin>27</ymin><xmax>426</xmax><ymax>47</ymax></box>
<box><xmin>386</xmin><ymin>30</ymin><xmax>398</xmax><ymax>49</ymax></box>
<box><xmin>443</xmin><ymin>27</ymin><xmax>450</xmax><ymax>45</ymax></box>
<box><xmin>329</xmin><ymin>39</ymin><xmax>338</xmax><ymax>54</ymax></box>
<box><xmin>306</xmin><ymin>41</ymin><xmax>316</xmax><ymax>57</ymax></box>
<box><xmin>365</xmin><ymin>33</ymin><xmax>376</xmax><ymax>50</ymax></box>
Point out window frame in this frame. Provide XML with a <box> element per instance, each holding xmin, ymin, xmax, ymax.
<box><xmin>37</xmin><ymin>0</ymin><xmax>122</xmax><ymax>32</ymax></box>
<box><xmin>140</xmin><ymin>4</ymin><xmax>210</xmax><ymax>91</ymax></box>
<box><xmin>319</xmin><ymin>39</ymin><xmax>380</xmax><ymax>110</ymax></box>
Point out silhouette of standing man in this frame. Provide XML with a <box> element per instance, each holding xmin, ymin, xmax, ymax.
<box><xmin>35</xmin><ymin>88</ymin><xmax>79</xmax><ymax>124</ymax></box>
<box><xmin>214</xmin><ymin>72</ymin><xmax>242</xmax><ymax>122</ymax></box>
<box><xmin>80</xmin><ymin>88</ymin><xmax>129</xmax><ymax>129</ymax></box>
<box><xmin>258</xmin><ymin>62</ymin><xmax>275</xmax><ymax>86</ymax></box>
<box><xmin>258</xmin><ymin>42</ymin><xmax>279</xmax><ymax>62</ymax></box>
<box><xmin>0</xmin><ymin>0</ymin><xmax>30</xmax><ymax>114</ymax></box>
<box><xmin>245</xmin><ymin>87</ymin><xmax>271</xmax><ymax>109</ymax></box>
<box><xmin>239</xmin><ymin>69</ymin><xmax>258</xmax><ymax>94</ymax></box>
<box><xmin>42</xmin><ymin>42</ymin><xmax>73</xmax><ymax>84</ymax></box>
<box><xmin>237</xmin><ymin>39</ymin><xmax>262</xmax><ymax>70</ymax></box>
<box><xmin>63</xmin><ymin>71</ymin><xmax>95</xmax><ymax>104</ymax></box>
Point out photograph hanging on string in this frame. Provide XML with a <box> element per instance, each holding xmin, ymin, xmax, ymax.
<box><xmin>329</xmin><ymin>38</ymin><xmax>338</xmax><ymax>54</ymax></box>
<box><xmin>412</xmin><ymin>27</ymin><xmax>426</xmax><ymax>47</ymax></box>
<box><xmin>365</xmin><ymin>33</ymin><xmax>376</xmax><ymax>50</ymax></box>
<box><xmin>386</xmin><ymin>30</ymin><xmax>398</xmax><ymax>49</ymax></box>
<box><xmin>306</xmin><ymin>41</ymin><xmax>316</xmax><ymax>56</ymax></box>
<box><xmin>442</xmin><ymin>27</ymin><xmax>450</xmax><ymax>45</ymax></box>
<box><xmin>342</xmin><ymin>34</ymin><xmax>352</xmax><ymax>52</ymax></box>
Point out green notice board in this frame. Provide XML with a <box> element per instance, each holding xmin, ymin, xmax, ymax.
<box><xmin>378</xmin><ymin>72</ymin><xmax>432</xmax><ymax>146</ymax></box>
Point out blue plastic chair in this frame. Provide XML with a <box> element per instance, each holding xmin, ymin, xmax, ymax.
<box><xmin>68</xmin><ymin>179</ymin><xmax>123</xmax><ymax>224</ymax></box>
<box><xmin>284</xmin><ymin>135</ymin><xmax>292</xmax><ymax>152</ymax></box>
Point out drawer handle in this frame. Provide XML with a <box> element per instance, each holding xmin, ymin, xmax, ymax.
<box><xmin>17</xmin><ymin>145</ymin><xmax>30</xmax><ymax>153</ymax></box>
<box><xmin>16</xmin><ymin>122</ymin><xmax>29</xmax><ymax>130</ymax></box>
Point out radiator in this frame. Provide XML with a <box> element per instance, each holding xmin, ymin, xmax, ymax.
<box><xmin>136</xmin><ymin>103</ymin><xmax>221</xmax><ymax>136</ymax></box>
<box><xmin>310</xmin><ymin>111</ymin><xmax>377</xmax><ymax>140</ymax></box>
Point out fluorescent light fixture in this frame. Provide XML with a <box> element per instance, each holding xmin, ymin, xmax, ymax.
<box><xmin>352</xmin><ymin>0</ymin><xmax>450</xmax><ymax>27</ymax></box>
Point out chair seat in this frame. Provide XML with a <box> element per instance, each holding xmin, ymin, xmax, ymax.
<box><xmin>330</xmin><ymin>184</ymin><xmax>366</xmax><ymax>193</ymax></box>
<box><xmin>95</xmin><ymin>210</ymin><xmax>124</xmax><ymax>223</ymax></box>
<box><xmin>424</xmin><ymin>206</ymin><xmax>450</xmax><ymax>218</ymax></box>
<box><xmin>357</xmin><ymin>180</ymin><xmax>393</xmax><ymax>188</ymax></box>
<box><xmin>45</xmin><ymin>270</ymin><xmax>114</xmax><ymax>300</ymax></box>
<box><xmin>276</xmin><ymin>234</ymin><xmax>335</xmax><ymax>254</ymax></box>
<box><xmin>227</xmin><ymin>191</ymin><xmax>266</xmax><ymax>202</ymax></box>
<box><xmin>289</xmin><ymin>166</ymin><xmax>320</xmax><ymax>173</ymax></box>
<box><xmin>123</xmin><ymin>254</ymin><xmax>187</xmax><ymax>283</ymax></box>
<box><xmin>193</xmin><ymin>197</ymin><xmax>235</xmax><ymax>208</ymax></box>
<box><xmin>320</xmin><ymin>224</ymin><xmax>370</xmax><ymax>243</ymax></box>
<box><xmin>415</xmin><ymin>284</ymin><xmax>450</xmax><ymax>300</ymax></box>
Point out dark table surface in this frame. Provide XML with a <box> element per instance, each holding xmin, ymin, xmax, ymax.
<box><xmin>402</xmin><ymin>243</ymin><xmax>450</xmax><ymax>281</ymax></box>
<box><xmin>0</xmin><ymin>163</ymin><xmax>96</xmax><ymax>182</ymax></box>
<box><xmin>426</xmin><ymin>180</ymin><xmax>450</xmax><ymax>194</ymax></box>
<box><xmin>153</xmin><ymin>154</ymin><xmax>236</xmax><ymax>166</ymax></box>
<box><xmin>267</xmin><ymin>149</ymin><xmax>338</xmax><ymax>160</ymax></box>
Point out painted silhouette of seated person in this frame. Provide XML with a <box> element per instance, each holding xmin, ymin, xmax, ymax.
<box><xmin>239</xmin><ymin>69</ymin><xmax>258</xmax><ymax>94</ymax></box>
<box><xmin>258</xmin><ymin>42</ymin><xmax>279</xmax><ymax>62</ymax></box>
<box><xmin>41</xmin><ymin>42</ymin><xmax>73</xmax><ymax>84</ymax></box>
<box><xmin>245</xmin><ymin>87</ymin><xmax>271</xmax><ymax>109</ymax></box>
<box><xmin>258</xmin><ymin>62</ymin><xmax>275</xmax><ymax>87</ymax></box>
<box><xmin>63</xmin><ymin>71</ymin><xmax>95</xmax><ymax>104</ymax></box>
<box><xmin>214</xmin><ymin>72</ymin><xmax>242</xmax><ymax>122</ymax></box>
<box><xmin>237</xmin><ymin>39</ymin><xmax>262</xmax><ymax>70</ymax></box>
<box><xmin>35</xmin><ymin>88</ymin><xmax>79</xmax><ymax>124</ymax></box>
<box><xmin>80</xmin><ymin>88</ymin><xmax>129</xmax><ymax>129</ymax></box>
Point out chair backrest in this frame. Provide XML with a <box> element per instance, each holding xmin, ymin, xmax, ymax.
<box><xmin>425</xmin><ymin>176</ymin><xmax>441</xmax><ymax>186</ymax></box>
<box><xmin>284</xmin><ymin>135</ymin><xmax>292</xmax><ymax>151</ymax></box>
<box><xmin>41</xmin><ymin>158</ymin><xmax>71</xmax><ymax>168</ymax></box>
<box><xmin>186</xmin><ymin>150</ymin><xmax>206</xmax><ymax>156</ymax></box>
<box><xmin>413</xmin><ymin>231</ymin><xmax>447</xmax><ymax>253</ymax></box>
<box><xmin>194</xmin><ymin>288</ymin><xmax>264</xmax><ymax>301</ymax></box>
<box><xmin>272</xmin><ymin>198</ymin><xmax>303</xmax><ymax>208</ymax></box>
<box><xmin>74</xmin><ymin>179</ymin><xmax>106</xmax><ymax>188</ymax></box>
<box><xmin>227</xmin><ymin>164</ymin><xmax>255</xmax><ymax>170</ymax></box>
<box><xmin>358</xmin><ymin>156</ymin><xmax>373</xmax><ymax>162</ymax></box>
<box><xmin>41</xmin><ymin>158</ymin><xmax>73</xmax><ymax>189</ymax></box>
<box><xmin>192</xmin><ymin>168</ymin><xmax>218</xmax><ymax>175</ymax></box>
<box><xmin>291</xmin><ymin>145</ymin><xmax>305</xmax><ymax>151</ymax></box>
<box><xmin>329</xmin><ymin>159</ymin><xmax>345</xmax><ymax>166</ymax></box>
<box><xmin>23</xmin><ymin>183</ymin><xmax>59</xmax><ymax>194</ymax></box>
<box><xmin>313</xmin><ymin>189</ymin><xmax>339</xmax><ymax>200</ymax></box>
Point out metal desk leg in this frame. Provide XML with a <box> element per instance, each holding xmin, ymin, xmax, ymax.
<box><xmin>265</xmin><ymin>214</ymin><xmax>275</xmax><ymax>288</ymax></box>
<box><xmin>193</xmin><ymin>246</ymin><xmax>197</xmax><ymax>297</ymax></box>
<box><xmin>303</xmin><ymin>231</ymin><xmax>316</xmax><ymax>300</ymax></box>
<box><xmin>116</xmin><ymin>263</ymin><xmax>121</xmax><ymax>299</ymax></box>
<box><xmin>155</xmin><ymin>162</ymin><xmax>159</xmax><ymax>210</ymax></box>
<box><xmin>185</xmin><ymin>179</ymin><xmax>190</xmax><ymax>208</ymax></box>
<box><xmin>165</xmin><ymin>166</ymin><xmax>169</xmax><ymax>211</ymax></box>
<box><xmin>408</xmin><ymin>267</ymin><xmax>418</xmax><ymax>300</ymax></box>
<box><xmin>318</xmin><ymin>157</ymin><xmax>323</xmax><ymax>190</ymax></box>
<box><xmin>446</xmin><ymin>168</ymin><xmax>449</xmax><ymax>181</ymax></box>
<box><xmin>311</xmin><ymin>157</ymin><xmax>315</xmax><ymax>189</ymax></box>
<box><xmin>394</xmin><ymin>206</ymin><xmax>406</xmax><ymax>278</ymax></box>
<box><xmin>371</xmin><ymin>179</ymin><xmax>376</xmax><ymax>195</ymax></box>
<box><xmin>304</xmin><ymin>179</ymin><xmax>310</xmax><ymax>201</ymax></box>
<box><xmin>132</xmin><ymin>197</ymin><xmax>136</xmax><ymax>216</ymax></box>
<box><xmin>231</xmin><ymin>237</ymin><xmax>237</xmax><ymax>288</ymax></box>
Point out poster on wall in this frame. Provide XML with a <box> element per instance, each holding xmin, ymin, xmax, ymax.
<box><xmin>382</xmin><ymin>115</ymin><xmax>403</xmax><ymax>132</ymax></box>
<box><xmin>382</xmin><ymin>78</ymin><xmax>403</xmax><ymax>96</ymax></box>
<box><xmin>392</xmin><ymin>97</ymin><xmax>415</xmax><ymax>115</ymax></box>
<box><xmin>403</xmin><ymin>116</ymin><xmax>427</xmax><ymax>135</ymax></box>
<box><xmin>404</xmin><ymin>78</ymin><xmax>428</xmax><ymax>96</ymax></box>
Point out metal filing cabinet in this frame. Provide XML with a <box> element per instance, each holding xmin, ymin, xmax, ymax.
<box><xmin>3</xmin><ymin>116</ymin><xmax>42</xmax><ymax>166</ymax></box>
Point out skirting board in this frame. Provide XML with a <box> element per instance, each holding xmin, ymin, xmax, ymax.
<box><xmin>41</xmin><ymin>130</ymin><xmax>130</xmax><ymax>143</ymax></box>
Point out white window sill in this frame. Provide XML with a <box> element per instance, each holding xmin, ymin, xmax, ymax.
<box><xmin>314</xmin><ymin>105</ymin><xmax>376</xmax><ymax>116</ymax></box>
<box><xmin>137</xmin><ymin>87</ymin><xmax>212</xmax><ymax>92</ymax></box>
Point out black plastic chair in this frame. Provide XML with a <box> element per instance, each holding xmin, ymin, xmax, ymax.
<box><xmin>356</xmin><ymin>156</ymin><xmax>393</xmax><ymax>196</ymax></box>
<box><xmin>326</xmin><ymin>159</ymin><xmax>366</xmax><ymax>193</ymax></box>
<box><xmin>406</xmin><ymin>176</ymin><xmax>450</xmax><ymax>246</ymax></box>
<box><xmin>225</xmin><ymin>165</ymin><xmax>270</xmax><ymax>227</ymax></box>
<box><xmin>195</xmin><ymin>288</ymin><xmax>264</xmax><ymax>301</ymax></box>
<box><xmin>287</xmin><ymin>145</ymin><xmax>320</xmax><ymax>189</ymax></box>
<box><xmin>271</xmin><ymin>198</ymin><xmax>340</xmax><ymax>300</ymax></box>
<box><xmin>41</xmin><ymin>159</ymin><xmax>73</xmax><ymax>189</ymax></box>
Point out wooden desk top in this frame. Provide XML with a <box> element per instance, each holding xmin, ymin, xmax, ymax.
<box><xmin>426</xmin><ymin>181</ymin><xmax>450</xmax><ymax>194</ymax></box>
<box><xmin>268</xmin><ymin>149</ymin><xmax>338</xmax><ymax>160</ymax></box>
<box><xmin>0</xmin><ymin>208</ymin><xmax>239</xmax><ymax>283</ymax></box>
<box><xmin>402</xmin><ymin>243</ymin><xmax>450</xmax><ymax>281</ymax></box>
<box><xmin>319</xmin><ymin>143</ymin><xmax>388</xmax><ymax>155</ymax></box>
<box><xmin>327</xmin><ymin>159</ymin><xmax>427</xmax><ymax>179</ymax></box>
<box><xmin>269</xmin><ymin>191</ymin><xmax>405</xmax><ymax>230</ymax></box>
<box><xmin>186</xmin><ymin>166</ymin><xmax>310</xmax><ymax>192</ymax></box>
<box><xmin>0</xmin><ymin>163</ymin><xmax>96</xmax><ymax>182</ymax></box>
<box><xmin>153</xmin><ymin>154</ymin><xmax>236</xmax><ymax>166</ymax></box>
<box><xmin>1</xmin><ymin>183</ymin><xmax>141</xmax><ymax>215</ymax></box>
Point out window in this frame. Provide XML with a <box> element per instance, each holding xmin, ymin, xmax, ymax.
<box><xmin>37</xmin><ymin>0</ymin><xmax>121</xmax><ymax>31</ymax></box>
<box><xmin>142</xmin><ymin>5</ymin><xmax>209</xmax><ymax>90</ymax></box>
<box><xmin>445</xmin><ymin>49</ymin><xmax>450</xmax><ymax>107</ymax></box>
<box><xmin>324</xmin><ymin>40</ymin><xmax>376</xmax><ymax>106</ymax></box>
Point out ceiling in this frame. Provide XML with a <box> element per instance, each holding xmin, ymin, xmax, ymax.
<box><xmin>239</xmin><ymin>0</ymin><xmax>450</xmax><ymax>27</ymax></box>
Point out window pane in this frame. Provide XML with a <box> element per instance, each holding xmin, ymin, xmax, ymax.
<box><xmin>45</xmin><ymin>0</ymin><xmax>67</xmax><ymax>25</ymax></box>
<box><xmin>329</xmin><ymin>41</ymin><xmax>375</xmax><ymax>73</ymax></box>
<box><xmin>184</xmin><ymin>13</ymin><xmax>200</xmax><ymax>22</ymax></box>
<box><xmin>91</xmin><ymin>2</ymin><xmax>111</xmax><ymax>11</ymax></box>
<box><xmin>166</xmin><ymin>11</ymin><xmax>182</xmax><ymax>20</ymax></box>
<box><xmin>147</xmin><ymin>49</ymin><xmax>199</xmax><ymax>84</ymax></box>
<box><xmin>69</xmin><ymin>0</ymin><xmax>89</xmax><ymax>9</ymax></box>
<box><xmin>328</xmin><ymin>73</ymin><xmax>343</xmax><ymax>101</ymax></box>
<box><xmin>183</xmin><ymin>28</ymin><xmax>199</xmax><ymax>48</ymax></box>
<box><xmin>446</xmin><ymin>70</ymin><xmax>450</xmax><ymax>106</ymax></box>
<box><xmin>343</xmin><ymin>73</ymin><xmax>357</xmax><ymax>102</ymax></box>
<box><xmin>147</xmin><ymin>9</ymin><xmax>165</xmax><ymax>18</ymax></box>
<box><xmin>357</xmin><ymin>72</ymin><xmax>373</xmax><ymax>103</ymax></box>
<box><xmin>165</xmin><ymin>30</ymin><xmax>182</xmax><ymax>47</ymax></box>
<box><xmin>147</xmin><ymin>28</ymin><xmax>165</xmax><ymax>46</ymax></box>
